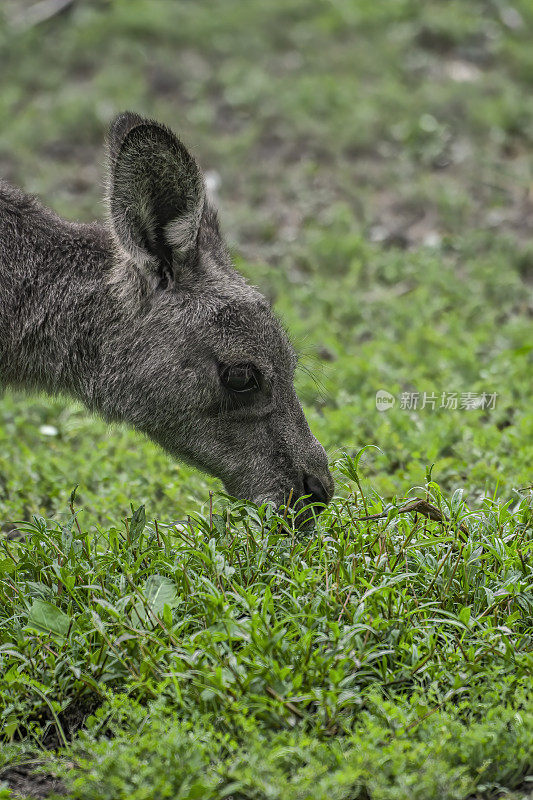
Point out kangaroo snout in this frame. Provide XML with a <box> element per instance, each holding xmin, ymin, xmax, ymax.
<box><xmin>291</xmin><ymin>449</ymin><xmax>335</xmax><ymax>521</ymax></box>
<box><xmin>302</xmin><ymin>471</ymin><xmax>334</xmax><ymax>507</ymax></box>
<box><xmin>284</xmin><ymin>469</ymin><xmax>334</xmax><ymax>529</ymax></box>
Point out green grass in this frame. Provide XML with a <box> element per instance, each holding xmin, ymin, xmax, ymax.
<box><xmin>1</xmin><ymin>0</ymin><xmax>533</xmax><ymax>797</ymax></box>
<box><xmin>1</xmin><ymin>468</ymin><xmax>532</xmax><ymax>797</ymax></box>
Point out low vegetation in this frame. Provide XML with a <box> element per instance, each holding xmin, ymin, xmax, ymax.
<box><xmin>1</xmin><ymin>464</ymin><xmax>532</xmax><ymax>798</ymax></box>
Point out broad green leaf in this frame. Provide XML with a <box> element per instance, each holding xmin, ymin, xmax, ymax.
<box><xmin>26</xmin><ymin>599</ymin><xmax>72</xmax><ymax>639</ymax></box>
<box><xmin>129</xmin><ymin>504</ymin><xmax>146</xmax><ymax>543</ymax></box>
<box><xmin>132</xmin><ymin>575</ymin><xmax>179</xmax><ymax>625</ymax></box>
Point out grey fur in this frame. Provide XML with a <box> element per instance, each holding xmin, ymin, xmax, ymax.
<box><xmin>0</xmin><ymin>113</ymin><xmax>333</xmax><ymax>518</ymax></box>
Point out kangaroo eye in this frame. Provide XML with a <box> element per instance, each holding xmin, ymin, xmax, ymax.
<box><xmin>220</xmin><ymin>363</ymin><xmax>261</xmax><ymax>393</ymax></box>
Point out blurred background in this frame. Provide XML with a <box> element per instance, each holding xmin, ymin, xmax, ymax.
<box><xmin>1</xmin><ymin>0</ymin><xmax>532</xmax><ymax>526</ymax></box>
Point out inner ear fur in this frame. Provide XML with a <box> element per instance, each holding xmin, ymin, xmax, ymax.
<box><xmin>107</xmin><ymin>112</ymin><xmax>205</xmax><ymax>279</ymax></box>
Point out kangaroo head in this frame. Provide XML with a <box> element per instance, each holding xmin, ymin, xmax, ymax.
<box><xmin>105</xmin><ymin>112</ymin><xmax>333</xmax><ymax>521</ymax></box>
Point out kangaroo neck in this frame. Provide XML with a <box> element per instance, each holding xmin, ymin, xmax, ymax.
<box><xmin>0</xmin><ymin>182</ymin><xmax>115</xmax><ymax>404</ymax></box>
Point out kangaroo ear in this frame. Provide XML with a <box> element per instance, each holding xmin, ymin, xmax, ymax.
<box><xmin>107</xmin><ymin>112</ymin><xmax>205</xmax><ymax>284</ymax></box>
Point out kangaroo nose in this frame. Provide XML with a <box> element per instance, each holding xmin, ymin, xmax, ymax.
<box><xmin>302</xmin><ymin>473</ymin><xmax>332</xmax><ymax>507</ymax></box>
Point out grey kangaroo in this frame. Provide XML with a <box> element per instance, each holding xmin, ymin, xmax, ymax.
<box><xmin>0</xmin><ymin>112</ymin><xmax>333</xmax><ymax>521</ymax></box>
